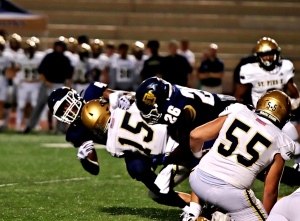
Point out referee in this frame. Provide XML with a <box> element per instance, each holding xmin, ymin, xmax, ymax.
<box><xmin>24</xmin><ymin>40</ymin><xmax>73</xmax><ymax>133</ymax></box>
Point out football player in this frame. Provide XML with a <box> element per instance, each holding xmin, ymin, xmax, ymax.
<box><xmin>189</xmin><ymin>90</ymin><xmax>295</xmax><ymax>220</ymax></box>
<box><xmin>234</xmin><ymin>37</ymin><xmax>300</xmax><ymax>165</ymax></box>
<box><xmin>109</xmin><ymin>43</ymin><xmax>136</xmax><ymax>91</ymax></box>
<box><xmin>266</xmin><ymin>187</ymin><xmax>300</xmax><ymax>221</ymax></box>
<box><xmin>130</xmin><ymin>41</ymin><xmax>149</xmax><ymax>90</ymax></box>
<box><xmin>47</xmin><ymin>83</ymin><xmax>192</xmax><ymax>213</ymax></box>
<box><xmin>14</xmin><ymin>39</ymin><xmax>45</xmax><ymax>131</ymax></box>
<box><xmin>72</xmin><ymin>43</ymin><xmax>94</xmax><ymax>95</ymax></box>
<box><xmin>135</xmin><ymin>77</ymin><xmax>237</xmax><ymax>151</ymax></box>
<box><xmin>0</xmin><ymin>36</ymin><xmax>14</xmax><ymax>130</ymax></box>
<box><xmin>89</xmin><ymin>39</ymin><xmax>109</xmax><ymax>84</ymax></box>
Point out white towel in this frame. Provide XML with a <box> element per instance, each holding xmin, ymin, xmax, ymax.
<box><xmin>154</xmin><ymin>164</ymin><xmax>173</xmax><ymax>194</ymax></box>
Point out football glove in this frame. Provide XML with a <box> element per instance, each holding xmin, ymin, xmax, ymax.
<box><xmin>211</xmin><ymin>211</ymin><xmax>234</xmax><ymax>221</ymax></box>
<box><xmin>77</xmin><ymin>140</ymin><xmax>94</xmax><ymax>160</ymax></box>
<box><xmin>118</xmin><ymin>95</ymin><xmax>131</xmax><ymax>110</ymax></box>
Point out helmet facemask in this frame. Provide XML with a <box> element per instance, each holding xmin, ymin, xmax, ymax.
<box><xmin>140</xmin><ymin>104</ymin><xmax>162</xmax><ymax>125</ymax></box>
<box><xmin>53</xmin><ymin>91</ymin><xmax>83</xmax><ymax>124</ymax></box>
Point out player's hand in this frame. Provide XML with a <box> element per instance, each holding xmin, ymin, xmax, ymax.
<box><xmin>118</xmin><ymin>95</ymin><xmax>131</xmax><ymax>110</ymax></box>
<box><xmin>109</xmin><ymin>91</ymin><xmax>124</xmax><ymax>111</ymax></box>
<box><xmin>77</xmin><ymin>140</ymin><xmax>95</xmax><ymax>160</ymax></box>
<box><xmin>291</xmin><ymin>98</ymin><xmax>300</xmax><ymax>110</ymax></box>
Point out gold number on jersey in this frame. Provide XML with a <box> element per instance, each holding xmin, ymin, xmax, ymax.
<box><xmin>218</xmin><ymin>118</ymin><xmax>272</xmax><ymax>167</ymax></box>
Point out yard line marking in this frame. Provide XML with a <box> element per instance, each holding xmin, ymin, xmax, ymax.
<box><xmin>42</xmin><ymin>143</ymin><xmax>106</xmax><ymax>149</ymax></box>
<box><xmin>0</xmin><ymin>183</ymin><xmax>18</xmax><ymax>187</ymax></box>
<box><xmin>34</xmin><ymin>177</ymin><xmax>91</xmax><ymax>184</ymax></box>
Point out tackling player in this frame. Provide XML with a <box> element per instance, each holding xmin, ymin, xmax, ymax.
<box><xmin>189</xmin><ymin>90</ymin><xmax>295</xmax><ymax>220</ymax></box>
<box><xmin>47</xmin><ymin>83</ymin><xmax>192</xmax><ymax>214</ymax></box>
<box><xmin>135</xmin><ymin>76</ymin><xmax>237</xmax><ymax>152</ymax></box>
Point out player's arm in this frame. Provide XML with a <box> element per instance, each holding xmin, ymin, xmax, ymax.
<box><xmin>190</xmin><ymin>116</ymin><xmax>227</xmax><ymax>157</ymax></box>
<box><xmin>234</xmin><ymin>83</ymin><xmax>250</xmax><ymax>103</ymax></box>
<box><xmin>286</xmin><ymin>78</ymin><xmax>299</xmax><ymax>98</ymax></box>
<box><xmin>286</xmin><ymin>78</ymin><xmax>300</xmax><ymax>110</ymax></box>
<box><xmin>263</xmin><ymin>153</ymin><xmax>285</xmax><ymax>214</ymax></box>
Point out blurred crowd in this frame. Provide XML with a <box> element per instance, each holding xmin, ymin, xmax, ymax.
<box><xmin>0</xmin><ymin>31</ymin><xmax>236</xmax><ymax>133</ymax></box>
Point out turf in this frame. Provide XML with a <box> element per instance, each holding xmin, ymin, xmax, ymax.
<box><xmin>0</xmin><ymin>134</ymin><xmax>297</xmax><ymax>221</ymax></box>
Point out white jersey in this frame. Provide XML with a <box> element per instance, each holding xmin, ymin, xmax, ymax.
<box><xmin>240</xmin><ymin>60</ymin><xmax>294</xmax><ymax>107</ymax></box>
<box><xmin>112</xmin><ymin>56</ymin><xmax>136</xmax><ymax>83</ymax></box>
<box><xmin>16</xmin><ymin>52</ymin><xmax>45</xmax><ymax>81</ymax></box>
<box><xmin>72</xmin><ymin>58</ymin><xmax>94</xmax><ymax>84</ymax></box>
<box><xmin>0</xmin><ymin>51</ymin><xmax>14</xmax><ymax>75</ymax></box>
<box><xmin>4</xmin><ymin>48</ymin><xmax>24</xmax><ymax>60</ymax></box>
<box><xmin>198</xmin><ymin>103</ymin><xmax>295</xmax><ymax>189</ymax></box>
<box><xmin>106</xmin><ymin>103</ymin><xmax>178</xmax><ymax>157</ymax></box>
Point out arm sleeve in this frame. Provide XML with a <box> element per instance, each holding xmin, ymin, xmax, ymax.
<box><xmin>283</xmin><ymin>60</ymin><xmax>295</xmax><ymax>84</ymax></box>
<box><xmin>83</xmin><ymin>82</ymin><xmax>108</xmax><ymax>101</ymax></box>
<box><xmin>240</xmin><ymin>64</ymin><xmax>255</xmax><ymax>85</ymax></box>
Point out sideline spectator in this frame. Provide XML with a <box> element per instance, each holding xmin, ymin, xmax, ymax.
<box><xmin>177</xmin><ymin>38</ymin><xmax>195</xmax><ymax>67</ymax></box>
<box><xmin>198</xmin><ymin>43</ymin><xmax>224</xmax><ymax>94</ymax></box>
<box><xmin>23</xmin><ymin>40</ymin><xmax>73</xmax><ymax>134</ymax></box>
<box><xmin>140</xmin><ymin>40</ymin><xmax>164</xmax><ymax>81</ymax></box>
<box><xmin>160</xmin><ymin>40</ymin><xmax>192</xmax><ymax>87</ymax></box>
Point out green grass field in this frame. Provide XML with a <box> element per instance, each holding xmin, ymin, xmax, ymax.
<box><xmin>0</xmin><ymin>134</ymin><xmax>298</xmax><ymax>221</ymax></box>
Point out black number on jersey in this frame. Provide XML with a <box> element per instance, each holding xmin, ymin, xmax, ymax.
<box><xmin>218</xmin><ymin>119</ymin><xmax>272</xmax><ymax>167</ymax></box>
<box><xmin>118</xmin><ymin>112</ymin><xmax>153</xmax><ymax>155</ymax></box>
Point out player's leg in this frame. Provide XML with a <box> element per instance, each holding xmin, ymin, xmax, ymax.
<box><xmin>190</xmin><ymin>168</ymin><xmax>267</xmax><ymax>221</ymax></box>
<box><xmin>124</xmin><ymin>153</ymin><xmax>189</xmax><ymax>209</ymax></box>
<box><xmin>0</xmin><ymin>76</ymin><xmax>7</xmax><ymax>130</ymax></box>
<box><xmin>24</xmin><ymin>84</ymin><xmax>48</xmax><ymax>133</ymax></box>
<box><xmin>267</xmin><ymin>192</ymin><xmax>300</xmax><ymax>221</ymax></box>
<box><xmin>16</xmin><ymin>82</ymin><xmax>28</xmax><ymax>131</ymax></box>
<box><xmin>282</xmin><ymin>122</ymin><xmax>300</xmax><ymax>164</ymax></box>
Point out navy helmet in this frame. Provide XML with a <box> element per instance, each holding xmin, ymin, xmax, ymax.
<box><xmin>135</xmin><ymin>77</ymin><xmax>172</xmax><ymax>124</ymax></box>
<box><xmin>48</xmin><ymin>87</ymin><xmax>84</xmax><ymax>124</ymax></box>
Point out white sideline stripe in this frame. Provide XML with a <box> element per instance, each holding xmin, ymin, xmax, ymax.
<box><xmin>0</xmin><ymin>183</ymin><xmax>17</xmax><ymax>187</ymax></box>
<box><xmin>42</xmin><ymin>143</ymin><xmax>106</xmax><ymax>149</ymax></box>
<box><xmin>34</xmin><ymin>177</ymin><xmax>90</xmax><ymax>184</ymax></box>
<box><xmin>0</xmin><ymin>177</ymin><xmax>90</xmax><ymax>187</ymax></box>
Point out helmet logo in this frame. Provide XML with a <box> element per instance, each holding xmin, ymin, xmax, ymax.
<box><xmin>142</xmin><ymin>91</ymin><xmax>156</xmax><ymax>106</ymax></box>
<box><xmin>266</xmin><ymin>101</ymin><xmax>277</xmax><ymax>112</ymax></box>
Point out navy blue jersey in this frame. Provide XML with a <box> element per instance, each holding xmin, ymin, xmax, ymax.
<box><xmin>66</xmin><ymin>82</ymin><xmax>108</xmax><ymax>147</ymax></box>
<box><xmin>161</xmin><ymin>85</ymin><xmax>236</xmax><ymax>135</ymax></box>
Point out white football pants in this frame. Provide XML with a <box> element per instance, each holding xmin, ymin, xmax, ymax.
<box><xmin>190</xmin><ymin>169</ymin><xmax>268</xmax><ymax>221</ymax></box>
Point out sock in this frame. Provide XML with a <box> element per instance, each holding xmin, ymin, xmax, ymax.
<box><xmin>16</xmin><ymin>108</ymin><xmax>23</xmax><ymax>129</ymax></box>
<box><xmin>0</xmin><ymin>119</ymin><xmax>4</xmax><ymax>126</ymax></box>
<box><xmin>189</xmin><ymin>202</ymin><xmax>201</xmax><ymax>218</ymax></box>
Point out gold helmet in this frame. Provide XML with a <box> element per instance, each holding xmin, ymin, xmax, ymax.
<box><xmin>256</xmin><ymin>90</ymin><xmax>291</xmax><ymax>128</ymax></box>
<box><xmin>24</xmin><ymin>39</ymin><xmax>37</xmax><ymax>50</ymax></box>
<box><xmin>81</xmin><ymin>99</ymin><xmax>110</xmax><ymax>139</ymax></box>
<box><xmin>254</xmin><ymin>37</ymin><xmax>281</xmax><ymax>71</ymax></box>
<box><xmin>132</xmin><ymin>41</ymin><xmax>145</xmax><ymax>52</ymax></box>
<box><xmin>8</xmin><ymin>33</ymin><xmax>22</xmax><ymax>43</ymax></box>
<box><xmin>91</xmin><ymin>39</ymin><xmax>104</xmax><ymax>50</ymax></box>
<box><xmin>78</xmin><ymin>43</ymin><xmax>91</xmax><ymax>53</ymax></box>
<box><xmin>30</xmin><ymin>36</ymin><xmax>40</xmax><ymax>47</ymax></box>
